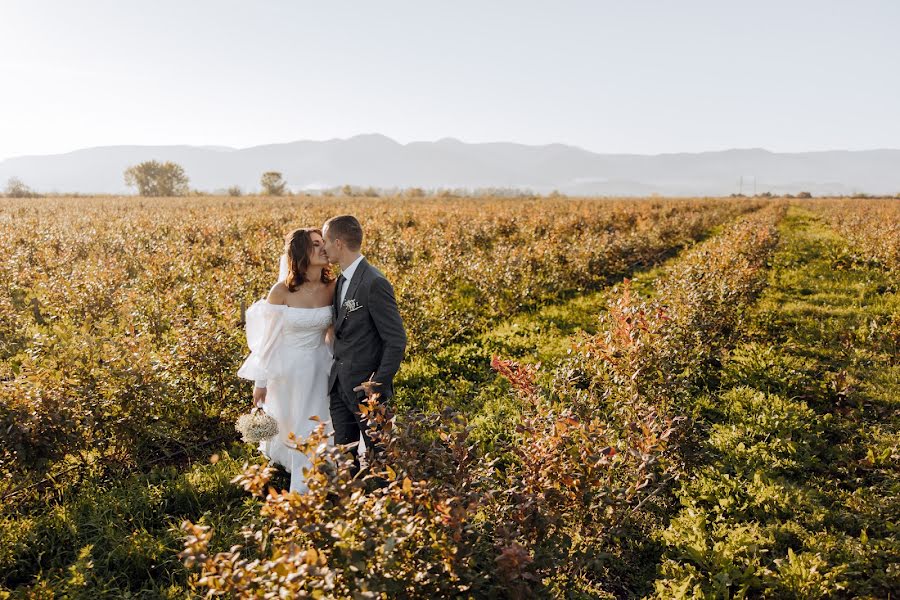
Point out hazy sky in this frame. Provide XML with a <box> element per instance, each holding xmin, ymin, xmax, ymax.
<box><xmin>2</xmin><ymin>1</ymin><xmax>899</xmax><ymax>160</ymax></box>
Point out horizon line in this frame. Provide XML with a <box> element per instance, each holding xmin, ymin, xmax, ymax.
<box><xmin>3</xmin><ymin>134</ymin><xmax>900</xmax><ymax>163</ymax></box>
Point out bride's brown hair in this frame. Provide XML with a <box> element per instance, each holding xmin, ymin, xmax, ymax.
<box><xmin>284</xmin><ymin>228</ymin><xmax>334</xmax><ymax>292</ymax></box>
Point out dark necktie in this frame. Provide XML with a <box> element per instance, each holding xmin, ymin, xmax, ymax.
<box><xmin>336</xmin><ymin>274</ymin><xmax>346</xmax><ymax>305</ymax></box>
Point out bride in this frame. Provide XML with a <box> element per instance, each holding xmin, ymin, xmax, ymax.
<box><xmin>237</xmin><ymin>228</ymin><xmax>336</xmax><ymax>493</ymax></box>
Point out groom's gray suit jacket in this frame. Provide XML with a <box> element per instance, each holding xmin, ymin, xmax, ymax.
<box><xmin>328</xmin><ymin>258</ymin><xmax>407</xmax><ymax>403</ymax></box>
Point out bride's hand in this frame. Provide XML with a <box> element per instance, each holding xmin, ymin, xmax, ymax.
<box><xmin>253</xmin><ymin>386</ymin><xmax>267</xmax><ymax>407</ymax></box>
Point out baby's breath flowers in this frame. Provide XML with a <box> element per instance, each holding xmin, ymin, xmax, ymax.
<box><xmin>235</xmin><ymin>408</ymin><xmax>279</xmax><ymax>443</ymax></box>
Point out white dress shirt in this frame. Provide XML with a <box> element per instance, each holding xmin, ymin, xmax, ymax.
<box><xmin>339</xmin><ymin>254</ymin><xmax>365</xmax><ymax>305</ymax></box>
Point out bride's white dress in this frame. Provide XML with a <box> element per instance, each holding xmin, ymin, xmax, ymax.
<box><xmin>237</xmin><ymin>300</ymin><xmax>333</xmax><ymax>493</ymax></box>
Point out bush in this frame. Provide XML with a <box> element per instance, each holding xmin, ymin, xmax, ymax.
<box><xmin>178</xmin><ymin>203</ymin><xmax>785</xmax><ymax>597</ymax></box>
<box><xmin>181</xmin><ymin>363</ymin><xmax>678</xmax><ymax>597</ymax></box>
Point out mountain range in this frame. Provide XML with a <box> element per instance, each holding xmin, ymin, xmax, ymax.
<box><xmin>2</xmin><ymin>134</ymin><xmax>899</xmax><ymax>196</ymax></box>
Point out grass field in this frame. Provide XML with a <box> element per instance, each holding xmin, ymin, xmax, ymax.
<box><xmin>1</xmin><ymin>196</ymin><xmax>896</xmax><ymax>598</ymax></box>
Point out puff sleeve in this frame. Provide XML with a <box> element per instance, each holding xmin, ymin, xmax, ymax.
<box><xmin>237</xmin><ymin>300</ymin><xmax>287</xmax><ymax>387</ymax></box>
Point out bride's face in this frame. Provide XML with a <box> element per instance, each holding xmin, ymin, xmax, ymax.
<box><xmin>308</xmin><ymin>233</ymin><xmax>329</xmax><ymax>267</ymax></box>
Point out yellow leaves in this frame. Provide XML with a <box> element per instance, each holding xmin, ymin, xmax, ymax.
<box><xmin>230</xmin><ymin>462</ymin><xmax>275</xmax><ymax>497</ymax></box>
<box><xmin>6</xmin><ymin>195</ymin><xmax>782</xmax><ymax>597</ymax></box>
<box><xmin>554</xmin><ymin>416</ymin><xmax>580</xmax><ymax>436</ymax></box>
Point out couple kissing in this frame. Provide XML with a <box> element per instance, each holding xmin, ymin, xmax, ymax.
<box><xmin>237</xmin><ymin>215</ymin><xmax>407</xmax><ymax>493</ymax></box>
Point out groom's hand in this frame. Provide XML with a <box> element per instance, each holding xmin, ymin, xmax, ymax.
<box><xmin>353</xmin><ymin>376</ymin><xmax>381</xmax><ymax>399</ymax></box>
<box><xmin>253</xmin><ymin>386</ymin><xmax>267</xmax><ymax>406</ymax></box>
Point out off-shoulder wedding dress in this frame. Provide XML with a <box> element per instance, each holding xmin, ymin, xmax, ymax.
<box><xmin>237</xmin><ymin>300</ymin><xmax>333</xmax><ymax>493</ymax></box>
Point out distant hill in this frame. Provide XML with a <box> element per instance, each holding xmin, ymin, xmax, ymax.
<box><xmin>2</xmin><ymin>134</ymin><xmax>899</xmax><ymax>196</ymax></box>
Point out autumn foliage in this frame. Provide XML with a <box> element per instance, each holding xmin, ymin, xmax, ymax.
<box><xmin>177</xmin><ymin>202</ymin><xmax>785</xmax><ymax>597</ymax></box>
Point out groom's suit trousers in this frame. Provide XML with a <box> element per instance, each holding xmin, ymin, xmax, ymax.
<box><xmin>327</xmin><ymin>258</ymin><xmax>406</xmax><ymax>475</ymax></box>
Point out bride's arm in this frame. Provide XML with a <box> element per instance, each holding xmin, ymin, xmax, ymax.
<box><xmin>238</xmin><ymin>284</ymin><xmax>288</xmax><ymax>406</ymax></box>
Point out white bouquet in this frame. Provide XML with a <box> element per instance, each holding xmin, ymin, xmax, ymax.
<box><xmin>235</xmin><ymin>407</ymin><xmax>278</xmax><ymax>443</ymax></box>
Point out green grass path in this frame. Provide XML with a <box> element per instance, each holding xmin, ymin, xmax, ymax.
<box><xmin>651</xmin><ymin>207</ymin><xmax>899</xmax><ymax>599</ymax></box>
<box><xmin>393</xmin><ymin>242</ymin><xmax>690</xmax><ymax>454</ymax></box>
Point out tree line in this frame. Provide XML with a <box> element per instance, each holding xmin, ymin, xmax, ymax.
<box><xmin>8</xmin><ymin>162</ymin><xmax>900</xmax><ymax>199</ymax></box>
<box><xmin>2</xmin><ymin>162</ymin><xmax>547</xmax><ymax>199</ymax></box>
<box><xmin>123</xmin><ymin>161</ymin><xmax>288</xmax><ymax>196</ymax></box>
<box><xmin>1</xmin><ymin>163</ymin><xmax>287</xmax><ymax>198</ymax></box>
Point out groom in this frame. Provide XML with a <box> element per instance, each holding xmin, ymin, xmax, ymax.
<box><xmin>322</xmin><ymin>215</ymin><xmax>407</xmax><ymax>476</ymax></box>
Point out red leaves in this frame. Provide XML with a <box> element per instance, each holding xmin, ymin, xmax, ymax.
<box><xmin>490</xmin><ymin>355</ymin><xmax>539</xmax><ymax>397</ymax></box>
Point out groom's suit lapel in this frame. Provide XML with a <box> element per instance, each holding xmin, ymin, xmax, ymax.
<box><xmin>335</xmin><ymin>258</ymin><xmax>368</xmax><ymax>332</ymax></box>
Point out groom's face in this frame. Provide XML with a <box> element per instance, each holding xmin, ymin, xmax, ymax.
<box><xmin>321</xmin><ymin>226</ymin><xmax>341</xmax><ymax>264</ymax></box>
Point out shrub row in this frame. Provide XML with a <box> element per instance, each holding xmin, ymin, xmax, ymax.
<box><xmin>179</xmin><ymin>203</ymin><xmax>786</xmax><ymax>597</ymax></box>
<box><xmin>810</xmin><ymin>198</ymin><xmax>900</xmax><ymax>286</ymax></box>
<box><xmin>651</xmin><ymin>210</ymin><xmax>900</xmax><ymax>598</ymax></box>
<box><xmin>0</xmin><ymin>197</ymin><xmax>758</xmax><ymax>491</ymax></box>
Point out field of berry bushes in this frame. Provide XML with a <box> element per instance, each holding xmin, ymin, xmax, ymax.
<box><xmin>1</xmin><ymin>195</ymin><xmax>896</xmax><ymax>598</ymax></box>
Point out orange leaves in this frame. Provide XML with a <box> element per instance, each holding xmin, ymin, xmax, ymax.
<box><xmin>818</xmin><ymin>198</ymin><xmax>900</xmax><ymax>279</ymax></box>
<box><xmin>2</xmin><ymin>195</ymin><xmax>784</xmax><ymax>596</ymax></box>
<box><xmin>302</xmin><ymin>546</ymin><xmax>321</xmax><ymax>566</ymax></box>
<box><xmin>179</xmin><ymin>402</ymin><xmax>495</xmax><ymax>596</ymax></box>
<box><xmin>490</xmin><ymin>355</ymin><xmax>539</xmax><ymax>398</ymax></box>
<box><xmin>230</xmin><ymin>461</ymin><xmax>275</xmax><ymax>497</ymax></box>
<box><xmin>554</xmin><ymin>415</ymin><xmax>580</xmax><ymax>436</ymax></box>
<box><xmin>1</xmin><ymin>195</ymin><xmax>758</xmax><ymax>482</ymax></box>
<box><xmin>178</xmin><ymin>521</ymin><xmax>212</xmax><ymax>569</ymax></box>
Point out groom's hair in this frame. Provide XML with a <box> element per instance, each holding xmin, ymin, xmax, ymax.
<box><xmin>324</xmin><ymin>215</ymin><xmax>363</xmax><ymax>251</ymax></box>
